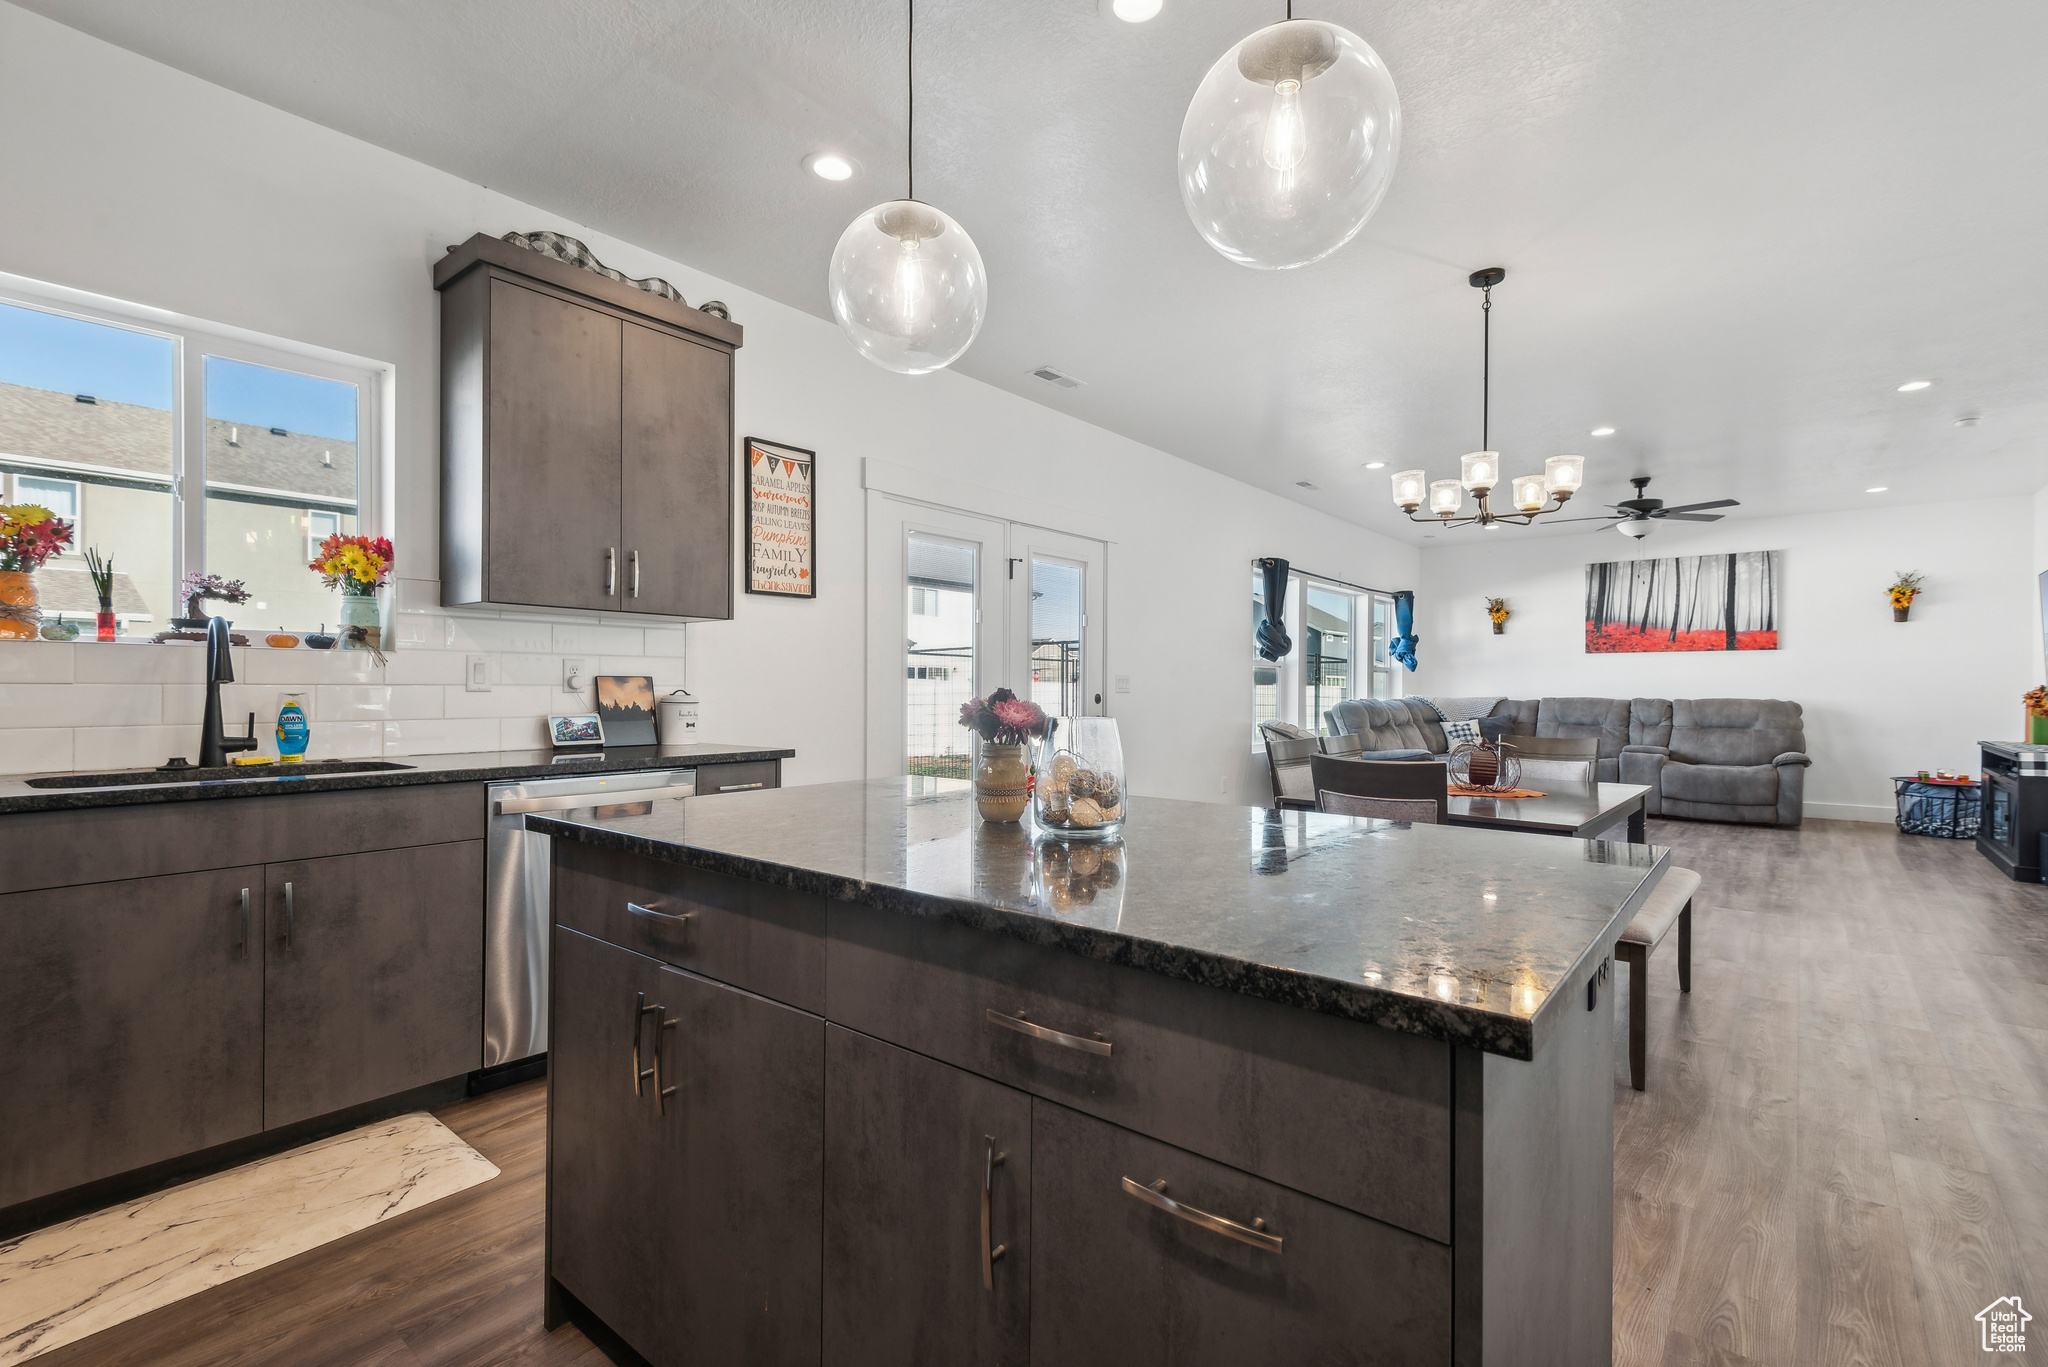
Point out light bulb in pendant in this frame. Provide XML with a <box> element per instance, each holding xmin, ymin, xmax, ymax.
<box><xmin>1263</xmin><ymin>78</ymin><xmax>1306</xmax><ymax>186</ymax></box>
<box><xmin>895</xmin><ymin>238</ymin><xmax>927</xmax><ymax>330</ymax></box>
<box><xmin>829</xmin><ymin>200</ymin><xmax>986</xmax><ymax>375</ymax></box>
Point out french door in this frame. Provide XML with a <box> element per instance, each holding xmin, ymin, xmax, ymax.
<box><xmin>865</xmin><ymin>494</ymin><xmax>1106</xmax><ymax>779</ymax></box>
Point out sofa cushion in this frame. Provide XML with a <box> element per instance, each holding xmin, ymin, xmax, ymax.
<box><xmin>1629</xmin><ymin>698</ymin><xmax>1673</xmax><ymax>749</ymax></box>
<box><xmin>1620</xmin><ymin>867</ymin><xmax>1700</xmax><ymax>948</ymax></box>
<box><xmin>1330</xmin><ymin>698</ymin><xmax>1447</xmax><ymax>755</ymax></box>
<box><xmin>1668</xmin><ymin>699</ymin><xmax>1805</xmax><ymax>768</ymax></box>
<box><xmin>1660</xmin><ymin>760</ymin><xmax>1779</xmax><ymax>808</ymax></box>
<box><xmin>1489</xmin><ymin>699</ymin><xmax>1538</xmax><ymax>735</ymax></box>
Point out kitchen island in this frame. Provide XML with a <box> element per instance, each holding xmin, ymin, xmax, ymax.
<box><xmin>533</xmin><ymin>777</ymin><xmax>1666</xmax><ymax>1367</ymax></box>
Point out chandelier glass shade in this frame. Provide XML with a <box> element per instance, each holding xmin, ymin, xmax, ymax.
<box><xmin>829</xmin><ymin>200</ymin><xmax>986</xmax><ymax>374</ymax></box>
<box><xmin>1177</xmin><ymin>19</ymin><xmax>1401</xmax><ymax>270</ymax></box>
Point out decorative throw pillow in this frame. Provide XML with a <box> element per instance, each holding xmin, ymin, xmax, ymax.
<box><xmin>1442</xmin><ymin>718</ymin><xmax>1484</xmax><ymax>748</ymax></box>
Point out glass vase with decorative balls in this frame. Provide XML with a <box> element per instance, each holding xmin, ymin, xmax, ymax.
<box><xmin>1034</xmin><ymin>718</ymin><xmax>1127</xmax><ymax>841</ymax></box>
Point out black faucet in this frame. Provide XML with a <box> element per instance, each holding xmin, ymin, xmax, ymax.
<box><xmin>199</xmin><ymin>615</ymin><xmax>259</xmax><ymax>768</ymax></box>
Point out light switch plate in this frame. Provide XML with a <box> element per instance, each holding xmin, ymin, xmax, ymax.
<box><xmin>465</xmin><ymin>655</ymin><xmax>491</xmax><ymax>692</ymax></box>
<box><xmin>1115</xmin><ymin>674</ymin><xmax>1131</xmax><ymax>693</ymax></box>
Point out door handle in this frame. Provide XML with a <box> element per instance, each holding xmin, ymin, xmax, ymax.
<box><xmin>1121</xmin><ymin>1176</ymin><xmax>1282</xmax><ymax>1254</ymax></box>
<box><xmin>238</xmin><ymin>887</ymin><xmax>250</xmax><ymax>960</ymax></box>
<box><xmin>981</xmin><ymin>1135</ymin><xmax>1009</xmax><ymax>1291</ymax></box>
<box><xmin>715</xmin><ymin>783</ymin><xmax>764</xmax><ymax>793</ymax></box>
<box><xmin>632</xmin><ymin>992</ymin><xmax>659</xmax><ymax>1097</ymax></box>
<box><xmin>986</xmin><ymin>1008</ymin><xmax>1112</xmax><ymax>1056</ymax></box>
<box><xmin>652</xmin><ymin>1010</ymin><xmax>678</xmax><ymax>1114</ymax></box>
<box><xmin>630</xmin><ymin>549</ymin><xmax>640</xmax><ymax>599</ymax></box>
<box><xmin>606</xmin><ymin>547</ymin><xmax>616</xmax><ymax>597</ymax></box>
<box><xmin>281</xmin><ymin>881</ymin><xmax>295</xmax><ymax>951</ymax></box>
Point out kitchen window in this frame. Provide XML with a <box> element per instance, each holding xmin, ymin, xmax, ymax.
<box><xmin>0</xmin><ymin>279</ymin><xmax>384</xmax><ymax>635</ymax></box>
<box><xmin>1253</xmin><ymin>571</ymin><xmax>1400</xmax><ymax>741</ymax></box>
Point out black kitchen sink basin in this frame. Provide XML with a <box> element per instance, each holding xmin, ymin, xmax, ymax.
<box><xmin>25</xmin><ymin>760</ymin><xmax>417</xmax><ymax>788</ymax></box>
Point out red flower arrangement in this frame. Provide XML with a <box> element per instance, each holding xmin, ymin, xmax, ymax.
<box><xmin>310</xmin><ymin>534</ymin><xmax>394</xmax><ymax>594</ymax></box>
<box><xmin>0</xmin><ymin>504</ymin><xmax>74</xmax><ymax>572</ymax></box>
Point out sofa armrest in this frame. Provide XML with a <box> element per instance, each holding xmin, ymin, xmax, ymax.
<box><xmin>1775</xmin><ymin>757</ymin><xmax>1806</xmax><ymax>826</ymax></box>
<box><xmin>1618</xmin><ymin>747</ymin><xmax>1666</xmax><ymax>815</ymax></box>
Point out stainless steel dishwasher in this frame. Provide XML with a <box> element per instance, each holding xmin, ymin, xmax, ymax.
<box><xmin>485</xmin><ymin>766</ymin><xmax>696</xmax><ymax>1068</ymax></box>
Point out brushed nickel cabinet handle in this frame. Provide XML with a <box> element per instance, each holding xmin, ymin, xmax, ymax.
<box><xmin>627</xmin><ymin>901</ymin><xmax>693</xmax><ymax>925</ymax></box>
<box><xmin>986</xmin><ymin>1008</ymin><xmax>1112</xmax><ymax>1057</ymax></box>
<box><xmin>981</xmin><ymin>1135</ymin><xmax>1009</xmax><ymax>1292</ymax></box>
<box><xmin>631</xmin><ymin>992</ymin><xmax>659</xmax><ymax>1097</ymax></box>
<box><xmin>282</xmin><ymin>881</ymin><xmax>295</xmax><ymax>951</ymax></box>
<box><xmin>1122</xmin><ymin>1177</ymin><xmax>1282</xmax><ymax>1254</ymax></box>
<box><xmin>606</xmin><ymin>547</ymin><xmax>617</xmax><ymax>597</ymax></box>
<box><xmin>631</xmin><ymin>549</ymin><xmax>640</xmax><ymax>599</ymax></box>
<box><xmin>716</xmin><ymin>783</ymin><xmax>765</xmax><ymax>793</ymax></box>
<box><xmin>653</xmin><ymin>1011</ymin><xmax>678</xmax><ymax>1114</ymax></box>
<box><xmin>238</xmin><ymin>887</ymin><xmax>250</xmax><ymax>960</ymax></box>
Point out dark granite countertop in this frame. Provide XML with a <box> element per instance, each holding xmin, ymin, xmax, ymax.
<box><xmin>0</xmin><ymin>744</ymin><xmax>793</xmax><ymax>815</ymax></box>
<box><xmin>530</xmin><ymin>777</ymin><xmax>1669</xmax><ymax>1061</ymax></box>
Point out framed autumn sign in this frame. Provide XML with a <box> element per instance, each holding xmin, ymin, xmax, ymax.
<box><xmin>744</xmin><ymin>437</ymin><xmax>816</xmax><ymax>598</ymax></box>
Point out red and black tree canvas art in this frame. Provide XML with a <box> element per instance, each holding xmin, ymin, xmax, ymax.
<box><xmin>1584</xmin><ymin>550</ymin><xmax>1780</xmax><ymax>653</ymax></box>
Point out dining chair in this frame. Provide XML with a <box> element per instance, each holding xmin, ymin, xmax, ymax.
<box><xmin>1264</xmin><ymin>735</ymin><xmax>1321</xmax><ymax>811</ymax></box>
<box><xmin>1506</xmin><ymin>735</ymin><xmax>1598</xmax><ymax>785</ymax></box>
<box><xmin>1317</xmin><ymin>791</ymin><xmax>1441</xmax><ymax>823</ymax></box>
<box><xmin>1309</xmin><ymin>755</ymin><xmax>1449</xmax><ymax>824</ymax></box>
<box><xmin>1320</xmin><ymin>733</ymin><xmax>1366</xmax><ymax>758</ymax></box>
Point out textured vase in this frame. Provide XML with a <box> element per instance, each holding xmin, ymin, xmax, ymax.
<box><xmin>1893</xmin><ymin>606</ymin><xmax>1910</xmax><ymax>622</ymax></box>
<box><xmin>0</xmin><ymin>570</ymin><xmax>39</xmax><ymax>640</ymax></box>
<box><xmin>1491</xmin><ymin>621</ymin><xmax>1505</xmax><ymax>635</ymax></box>
<box><xmin>338</xmin><ymin>591</ymin><xmax>382</xmax><ymax>650</ymax></box>
<box><xmin>974</xmin><ymin>743</ymin><xmax>1030</xmax><ymax>823</ymax></box>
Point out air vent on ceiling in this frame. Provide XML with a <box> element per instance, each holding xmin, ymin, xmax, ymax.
<box><xmin>1295</xmin><ymin>480</ymin><xmax>1318</xmax><ymax>490</ymax></box>
<box><xmin>1030</xmin><ymin>365</ymin><xmax>1085</xmax><ymax>390</ymax></box>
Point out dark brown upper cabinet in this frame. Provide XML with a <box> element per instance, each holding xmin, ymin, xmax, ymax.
<box><xmin>436</xmin><ymin>233</ymin><xmax>740</xmax><ymax>620</ymax></box>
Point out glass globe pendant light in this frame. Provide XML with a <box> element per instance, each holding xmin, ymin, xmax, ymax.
<box><xmin>1178</xmin><ymin>6</ymin><xmax>1401</xmax><ymax>270</ymax></box>
<box><xmin>829</xmin><ymin>0</ymin><xmax>987</xmax><ymax>374</ymax></box>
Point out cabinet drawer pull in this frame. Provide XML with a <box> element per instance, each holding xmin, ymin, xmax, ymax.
<box><xmin>653</xmin><ymin>1010</ymin><xmax>678</xmax><ymax>1114</ymax></box>
<box><xmin>606</xmin><ymin>547</ymin><xmax>617</xmax><ymax>597</ymax></box>
<box><xmin>631</xmin><ymin>549</ymin><xmax>640</xmax><ymax>599</ymax></box>
<box><xmin>1122</xmin><ymin>1177</ymin><xmax>1282</xmax><ymax>1254</ymax></box>
<box><xmin>627</xmin><ymin>901</ymin><xmax>693</xmax><ymax>926</ymax></box>
<box><xmin>716</xmin><ymin>782</ymin><xmax>765</xmax><ymax>793</ymax></box>
<box><xmin>986</xmin><ymin>1008</ymin><xmax>1112</xmax><ymax>1057</ymax></box>
<box><xmin>282</xmin><ymin>881</ymin><xmax>295</xmax><ymax>951</ymax></box>
<box><xmin>631</xmin><ymin>992</ymin><xmax>659</xmax><ymax>1097</ymax></box>
<box><xmin>238</xmin><ymin>887</ymin><xmax>250</xmax><ymax>960</ymax></box>
<box><xmin>981</xmin><ymin>1135</ymin><xmax>1009</xmax><ymax>1292</ymax></box>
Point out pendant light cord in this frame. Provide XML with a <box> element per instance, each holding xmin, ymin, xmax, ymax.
<box><xmin>906</xmin><ymin>0</ymin><xmax>915</xmax><ymax>202</ymax></box>
<box><xmin>1480</xmin><ymin>285</ymin><xmax>1492</xmax><ymax>451</ymax></box>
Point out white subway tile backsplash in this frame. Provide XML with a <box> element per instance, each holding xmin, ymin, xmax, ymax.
<box><xmin>1</xmin><ymin>683</ymin><xmax>162</xmax><ymax>729</ymax></box>
<box><xmin>441</xmin><ymin>684</ymin><xmax>554</xmax><ymax>720</ymax></box>
<box><xmin>163</xmin><ymin>683</ymin><xmax>275</xmax><ymax>728</ymax></box>
<box><xmin>595</xmin><ymin>657</ymin><xmax>675</xmax><ymax>686</ymax></box>
<box><xmin>382</xmin><ymin>650</ymin><xmax>468</xmax><ymax>686</ymax></box>
<box><xmin>444</xmin><ymin>616</ymin><xmax>554</xmax><ymax>654</ymax></box>
<box><xmin>551</xmin><ymin>622</ymin><xmax>644</xmax><ymax>654</ymax></box>
<box><xmin>495</xmin><ymin>653</ymin><xmax>564</xmax><ymax>688</ymax></box>
<box><xmin>643</xmin><ymin>627</ymin><xmax>689</xmax><ymax>659</ymax></box>
<box><xmin>383</xmin><ymin>717</ymin><xmax>501</xmax><ymax>755</ymax></box>
<box><xmin>0</xmin><ymin>642</ymin><xmax>75</xmax><ymax>683</ymax></box>
<box><xmin>243</xmin><ymin>648</ymin><xmax>382</xmax><ymax>686</ymax></box>
<box><xmin>5</xmin><ymin>728</ymin><xmax>73</xmax><ymax>774</ymax></box>
<box><xmin>313</xmin><ymin>721</ymin><xmax>385</xmax><ymax>760</ymax></box>
<box><xmin>500</xmin><ymin>716</ymin><xmax>550</xmax><ymax>750</ymax></box>
<box><xmin>72</xmin><ymin>725</ymin><xmax>188</xmax><ymax>771</ymax></box>
<box><xmin>72</xmin><ymin>642</ymin><xmax>214</xmax><ymax>684</ymax></box>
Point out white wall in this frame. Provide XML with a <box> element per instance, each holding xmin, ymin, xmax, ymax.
<box><xmin>0</xmin><ymin>4</ymin><xmax>1416</xmax><ymax>801</ymax></box>
<box><xmin>1411</xmin><ymin>499</ymin><xmax>2039</xmax><ymax>819</ymax></box>
<box><xmin>2034</xmin><ymin>483</ymin><xmax>2048</xmax><ymax>681</ymax></box>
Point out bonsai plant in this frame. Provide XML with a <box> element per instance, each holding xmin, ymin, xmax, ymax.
<box><xmin>1887</xmin><ymin>571</ymin><xmax>1923</xmax><ymax>622</ymax></box>
<box><xmin>174</xmin><ymin>571</ymin><xmax>251</xmax><ymax>626</ymax></box>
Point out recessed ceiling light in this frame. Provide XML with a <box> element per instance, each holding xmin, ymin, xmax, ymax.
<box><xmin>803</xmin><ymin>152</ymin><xmax>855</xmax><ymax>182</ymax></box>
<box><xmin>1589</xmin><ymin>426</ymin><xmax>1616</xmax><ymax>437</ymax></box>
<box><xmin>1865</xmin><ymin>486</ymin><xmax>1888</xmax><ymax>493</ymax></box>
<box><xmin>1100</xmin><ymin>0</ymin><xmax>1163</xmax><ymax>21</ymax></box>
<box><xmin>1363</xmin><ymin>461</ymin><xmax>1386</xmax><ymax>469</ymax></box>
<box><xmin>1896</xmin><ymin>380</ymin><xmax>1932</xmax><ymax>392</ymax></box>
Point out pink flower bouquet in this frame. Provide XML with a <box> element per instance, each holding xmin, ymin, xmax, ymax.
<box><xmin>957</xmin><ymin>688</ymin><xmax>1052</xmax><ymax>745</ymax></box>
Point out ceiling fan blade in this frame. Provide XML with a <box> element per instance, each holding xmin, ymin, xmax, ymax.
<box><xmin>1655</xmin><ymin>512</ymin><xmax>1725</xmax><ymax>522</ymax></box>
<box><xmin>1544</xmin><ymin>514</ymin><xmax>1626</xmax><ymax>524</ymax></box>
<box><xmin>1654</xmin><ymin>498</ymin><xmax>1739</xmax><ymax>515</ymax></box>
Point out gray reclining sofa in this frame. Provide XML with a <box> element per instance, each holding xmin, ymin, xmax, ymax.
<box><xmin>1325</xmin><ymin>695</ymin><xmax>1811</xmax><ymax>827</ymax></box>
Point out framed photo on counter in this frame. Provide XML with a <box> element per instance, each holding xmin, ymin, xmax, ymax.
<box><xmin>744</xmin><ymin>437</ymin><xmax>816</xmax><ymax>598</ymax></box>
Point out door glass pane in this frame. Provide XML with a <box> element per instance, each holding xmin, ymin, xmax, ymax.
<box><xmin>1029</xmin><ymin>557</ymin><xmax>1083</xmax><ymax>718</ymax></box>
<box><xmin>1253</xmin><ymin>570</ymin><xmax>1277</xmax><ymax>739</ymax></box>
<box><xmin>906</xmin><ymin>533</ymin><xmax>977</xmax><ymax>779</ymax></box>
<box><xmin>1306</xmin><ymin>585</ymin><xmax>1352</xmax><ymax>736</ymax></box>
<box><xmin>1370</xmin><ymin>595</ymin><xmax>1393</xmax><ymax>699</ymax></box>
<box><xmin>203</xmin><ymin>356</ymin><xmax>359</xmax><ymax>633</ymax></box>
<box><xmin>0</xmin><ymin>300</ymin><xmax>175</xmax><ymax>633</ymax></box>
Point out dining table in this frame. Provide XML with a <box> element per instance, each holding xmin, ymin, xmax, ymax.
<box><xmin>1445</xmin><ymin>779</ymin><xmax>1651</xmax><ymax>842</ymax></box>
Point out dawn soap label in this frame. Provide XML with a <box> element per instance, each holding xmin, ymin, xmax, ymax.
<box><xmin>276</xmin><ymin>695</ymin><xmax>310</xmax><ymax>761</ymax></box>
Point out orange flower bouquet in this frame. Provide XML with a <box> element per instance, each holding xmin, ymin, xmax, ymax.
<box><xmin>310</xmin><ymin>534</ymin><xmax>393</xmax><ymax>596</ymax></box>
<box><xmin>1887</xmin><ymin>571</ymin><xmax>1923</xmax><ymax>621</ymax></box>
<box><xmin>2026</xmin><ymin>686</ymin><xmax>2048</xmax><ymax>745</ymax></box>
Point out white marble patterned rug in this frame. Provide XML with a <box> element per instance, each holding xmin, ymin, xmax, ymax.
<box><xmin>0</xmin><ymin>1111</ymin><xmax>500</xmax><ymax>1363</ymax></box>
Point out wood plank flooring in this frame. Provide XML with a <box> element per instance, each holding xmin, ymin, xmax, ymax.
<box><xmin>30</xmin><ymin>816</ymin><xmax>2047</xmax><ymax>1365</ymax></box>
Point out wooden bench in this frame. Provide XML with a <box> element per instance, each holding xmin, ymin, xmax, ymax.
<box><xmin>1616</xmin><ymin>866</ymin><xmax>1698</xmax><ymax>1090</ymax></box>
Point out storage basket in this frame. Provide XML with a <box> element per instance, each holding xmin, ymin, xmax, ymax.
<box><xmin>1892</xmin><ymin>778</ymin><xmax>1980</xmax><ymax>839</ymax></box>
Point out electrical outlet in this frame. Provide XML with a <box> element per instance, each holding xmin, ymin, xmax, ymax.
<box><xmin>465</xmin><ymin>655</ymin><xmax>491</xmax><ymax>693</ymax></box>
<box><xmin>563</xmin><ymin>658</ymin><xmax>585</xmax><ymax>694</ymax></box>
<box><xmin>1114</xmin><ymin>674</ymin><xmax>1131</xmax><ymax>694</ymax></box>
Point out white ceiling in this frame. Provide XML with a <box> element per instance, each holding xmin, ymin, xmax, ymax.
<box><xmin>23</xmin><ymin>0</ymin><xmax>2048</xmax><ymax>543</ymax></box>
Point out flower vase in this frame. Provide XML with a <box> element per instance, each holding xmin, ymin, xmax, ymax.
<box><xmin>0</xmin><ymin>570</ymin><xmax>39</xmax><ymax>640</ymax></box>
<box><xmin>338</xmin><ymin>591</ymin><xmax>382</xmax><ymax>651</ymax></box>
<box><xmin>1032</xmin><ymin>718</ymin><xmax>1127</xmax><ymax>841</ymax></box>
<box><xmin>1893</xmin><ymin>606</ymin><xmax>1910</xmax><ymax>623</ymax></box>
<box><xmin>2029</xmin><ymin>714</ymin><xmax>2048</xmax><ymax>746</ymax></box>
<box><xmin>974</xmin><ymin>742</ymin><xmax>1031</xmax><ymax>823</ymax></box>
<box><xmin>95</xmin><ymin>609</ymin><xmax>117</xmax><ymax>641</ymax></box>
<box><xmin>1491</xmin><ymin>621</ymin><xmax>1505</xmax><ymax>635</ymax></box>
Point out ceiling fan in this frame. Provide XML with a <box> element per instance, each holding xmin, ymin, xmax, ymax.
<box><xmin>1551</xmin><ymin>476</ymin><xmax>1738</xmax><ymax>539</ymax></box>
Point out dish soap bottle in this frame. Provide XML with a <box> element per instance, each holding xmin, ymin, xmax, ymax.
<box><xmin>276</xmin><ymin>693</ymin><xmax>310</xmax><ymax>762</ymax></box>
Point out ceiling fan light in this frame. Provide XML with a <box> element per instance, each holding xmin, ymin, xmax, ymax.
<box><xmin>1459</xmin><ymin>451</ymin><xmax>1499</xmax><ymax>493</ymax></box>
<box><xmin>1428</xmin><ymin>479</ymin><xmax>1464</xmax><ymax>517</ymax></box>
<box><xmin>1390</xmin><ymin>468</ymin><xmax>1427</xmax><ymax>510</ymax></box>
<box><xmin>1544</xmin><ymin>454</ymin><xmax>1585</xmax><ymax>496</ymax></box>
<box><xmin>1510</xmin><ymin>474</ymin><xmax>1546</xmax><ymax>512</ymax></box>
<box><xmin>1616</xmin><ymin>520</ymin><xmax>1651</xmax><ymax>540</ymax></box>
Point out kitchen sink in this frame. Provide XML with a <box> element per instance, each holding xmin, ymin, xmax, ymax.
<box><xmin>25</xmin><ymin>760</ymin><xmax>417</xmax><ymax>788</ymax></box>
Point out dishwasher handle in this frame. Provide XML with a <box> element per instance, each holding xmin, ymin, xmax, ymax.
<box><xmin>495</xmin><ymin>783</ymin><xmax>696</xmax><ymax>817</ymax></box>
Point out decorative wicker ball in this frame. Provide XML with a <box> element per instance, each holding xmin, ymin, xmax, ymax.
<box><xmin>1447</xmin><ymin>741</ymin><xmax>1519</xmax><ymax>791</ymax></box>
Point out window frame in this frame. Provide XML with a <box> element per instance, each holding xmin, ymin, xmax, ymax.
<box><xmin>0</xmin><ymin>271</ymin><xmax>390</xmax><ymax>618</ymax></box>
<box><xmin>8</xmin><ymin>473</ymin><xmax>85</xmax><ymax>544</ymax></box>
<box><xmin>1253</xmin><ymin>572</ymin><xmax>1401</xmax><ymax>745</ymax></box>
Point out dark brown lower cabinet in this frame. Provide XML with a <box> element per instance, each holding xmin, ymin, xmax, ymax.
<box><xmin>262</xmin><ymin>841</ymin><xmax>485</xmax><ymax>1128</ymax></box>
<box><xmin>1028</xmin><ymin>1101</ymin><xmax>1453</xmax><ymax>1367</ymax></box>
<box><xmin>550</xmin><ymin>926</ymin><xmax>825</xmax><ymax>1367</ymax></box>
<box><xmin>823</xmin><ymin>1026</ymin><xmax>1031</xmax><ymax>1367</ymax></box>
<box><xmin>0</xmin><ymin>865</ymin><xmax>264</xmax><ymax>1209</ymax></box>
